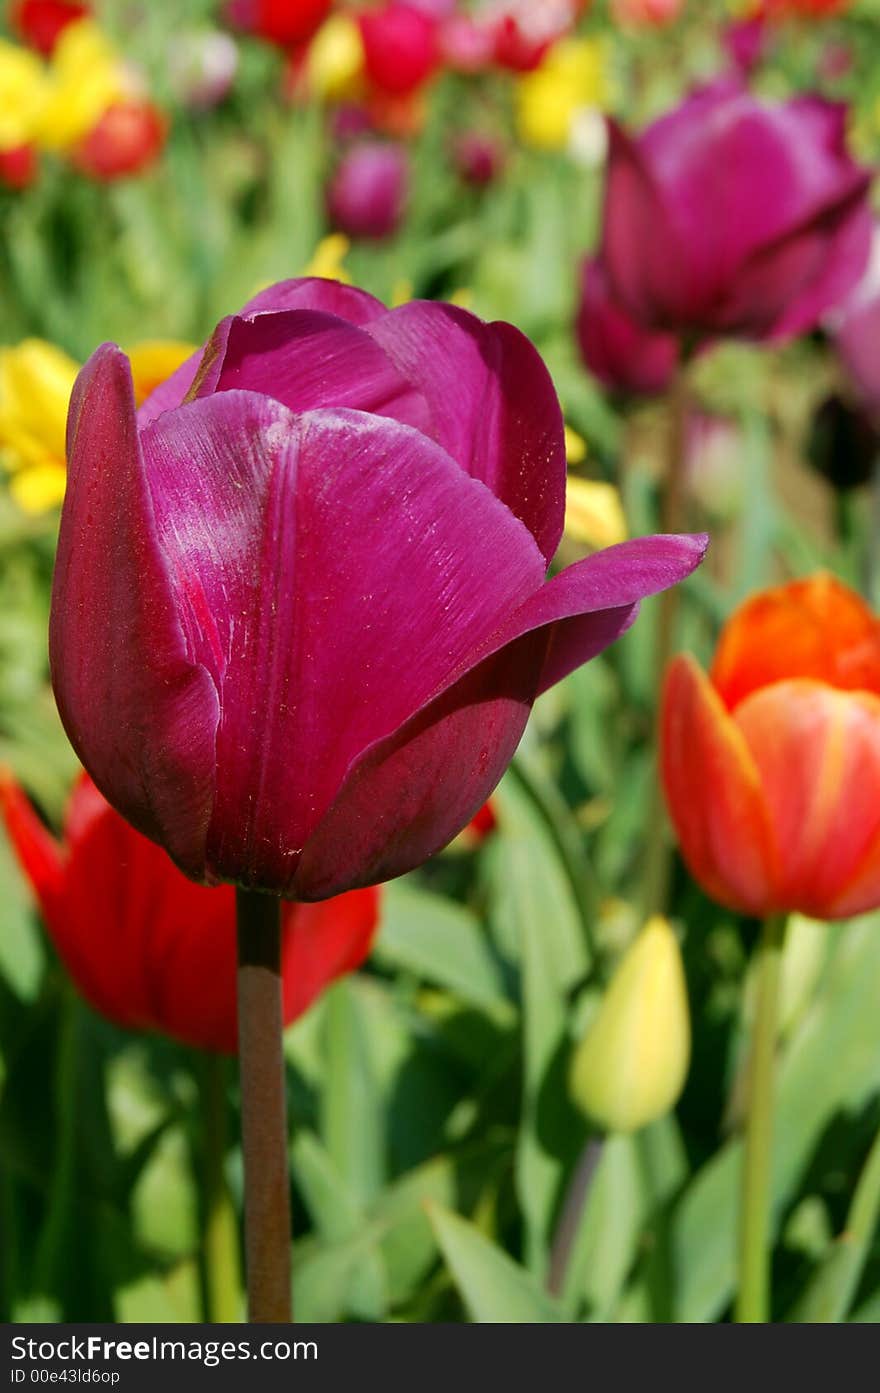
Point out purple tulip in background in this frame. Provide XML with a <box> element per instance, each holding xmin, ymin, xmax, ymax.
<box><xmin>601</xmin><ymin>82</ymin><xmax>872</xmax><ymax>344</ymax></box>
<box><xmin>832</xmin><ymin>227</ymin><xmax>880</xmax><ymax>422</ymax></box>
<box><xmin>49</xmin><ymin>278</ymin><xmax>706</xmax><ymax>901</ymax></box>
<box><xmin>452</xmin><ymin>131</ymin><xmax>505</xmax><ymax>187</ymax></box>
<box><xmin>576</xmin><ymin>257</ymin><xmax>678</xmax><ymax>396</ymax></box>
<box><xmin>326</xmin><ymin>142</ymin><xmax>408</xmax><ymax>240</ymax></box>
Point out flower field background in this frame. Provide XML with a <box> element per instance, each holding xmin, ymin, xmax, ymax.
<box><xmin>1</xmin><ymin>0</ymin><xmax>880</xmax><ymax>1325</ymax></box>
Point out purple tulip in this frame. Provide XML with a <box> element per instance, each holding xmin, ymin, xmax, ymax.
<box><xmin>326</xmin><ymin>142</ymin><xmax>408</xmax><ymax>241</ymax></box>
<box><xmin>601</xmin><ymin>82</ymin><xmax>872</xmax><ymax>344</ymax></box>
<box><xmin>576</xmin><ymin>258</ymin><xmax>679</xmax><ymax>397</ymax></box>
<box><xmin>49</xmin><ymin>279</ymin><xmax>706</xmax><ymax>900</ymax></box>
<box><xmin>832</xmin><ymin>228</ymin><xmax>880</xmax><ymax>423</ymax></box>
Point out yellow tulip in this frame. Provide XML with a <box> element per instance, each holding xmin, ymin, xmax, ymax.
<box><xmin>0</xmin><ymin>340</ymin><xmax>78</xmax><ymax>512</ymax></box>
<box><xmin>0</xmin><ymin>40</ymin><xmax>48</xmax><ymax>150</ymax></box>
<box><xmin>516</xmin><ymin>38</ymin><xmax>612</xmax><ymax>152</ymax></box>
<box><xmin>302</xmin><ymin>233</ymin><xmax>353</xmax><ymax>284</ymax></box>
<box><xmin>126</xmin><ymin>340</ymin><xmax>197</xmax><ymax>407</ymax></box>
<box><xmin>564</xmin><ymin>477</ymin><xmax>628</xmax><ymax>549</ymax></box>
<box><xmin>564</xmin><ymin>425</ymin><xmax>587</xmax><ymax>465</ymax></box>
<box><xmin>37</xmin><ymin>20</ymin><xmax>128</xmax><ymax>151</ymax></box>
<box><xmin>307</xmin><ymin>15</ymin><xmax>364</xmax><ymax>101</ymax></box>
<box><xmin>570</xmin><ymin>916</ymin><xmax>691</xmax><ymax>1133</ymax></box>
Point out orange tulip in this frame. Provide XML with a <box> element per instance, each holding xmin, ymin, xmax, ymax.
<box><xmin>661</xmin><ymin>574</ymin><xmax>880</xmax><ymax>919</ymax></box>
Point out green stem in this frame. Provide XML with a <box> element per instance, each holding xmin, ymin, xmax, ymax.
<box><xmin>198</xmin><ymin>1053</ymin><xmax>242</xmax><ymax>1324</ymax></box>
<box><xmin>33</xmin><ymin>981</ymin><xmax>79</xmax><ymax>1301</ymax></box>
<box><xmin>236</xmin><ymin>889</ymin><xmax>292</xmax><ymax>1323</ymax></box>
<box><xmin>641</xmin><ymin>362</ymin><xmax>690</xmax><ymax>917</ymax></box>
<box><xmin>736</xmin><ymin>912</ymin><xmax>788</xmax><ymax>1323</ymax></box>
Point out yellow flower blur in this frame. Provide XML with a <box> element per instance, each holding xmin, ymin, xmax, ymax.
<box><xmin>307</xmin><ymin>15</ymin><xmax>365</xmax><ymax>100</ymax></box>
<box><xmin>0</xmin><ymin>340</ymin><xmax>78</xmax><ymax>514</ymax></box>
<box><xmin>302</xmin><ymin>233</ymin><xmax>353</xmax><ymax>284</ymax></box>
<box><xmin>0</xmin><ymin>336</ymin><xmax>200</xmax><ymax>513</ymax></box>
<box><xmin>0</xmin><ymin>40</ymin><xmax>49</xmax><ymax>151</ymax></box>
<box><xmin>37</xmin><ymin>20</ymin><xmax>128</xmax><ymax>151</ymax></box>
<box><xmin>126</xmin><ymin>340</ymin><xmax>197</xmax><ymax>407</ymax></box>
<box><xmin>564</xmin><ymin>477</ymin><xmax>628</xmax><ymax>549</ymax></box>
<box><xmin>516</xmin><ymin>38</ymin><xmax>612</xmax><ymax>151</ymax></box>
<box><xmin>570</xmin><ymin>916</ymin><xmax>691</xmax><ymax>1133</ymax></box>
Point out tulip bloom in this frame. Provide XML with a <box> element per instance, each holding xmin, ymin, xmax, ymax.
<box><xmin>71</xmin><ymin>99</ymin><xmax>166</xmax><ymax>180</ymax></box>
<box><xmin>601</xmin><ymin>83</ymin><xmax>872</xmax><ymax>345</ymax></box>
<box><xmin>611</xmin><ymin>0</ymin><xmax>684</xmax><ymax>25</ymax></box>
<box><xmin>358</xmin><ymin>3</ymin><xmax>438</xmax><ymax>96</ymax></box>
<box><xmin>50</xmin><ymin>277</ymin><xmax>705</xmax><ymax>902</ymax></box>
<box><xmin>326</xmin><ymin>141</ymin><xmax>408</xmax><ymax>239</ymax></box>
<box><xmin>1</xmin><ymin>772</ymin><xmax>379</xmax><ymax>1053</ymax></box>
<box><xmin>9</xmin><ymin>0</ymin><xmax>88</xmax><ymax>56</ymax></box>
<box><xmin>576</xmin><ymin>258</ymin><xmax>678</xmax><ymax>397</ymax></box>
<box><xmin>228</xmin><ymin>0</ymin><xmax>333</xmax><ymax>48</ymax></box>
<box><xmin>662</xmin><ymin>575</ymin><xmax>880</xmax><ymax>919</ymax></box>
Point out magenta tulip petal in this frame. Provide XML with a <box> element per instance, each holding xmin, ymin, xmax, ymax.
<box><xmin>49</xmin><ymin>346</ymin><xmax>220</xmax><ymax>875</ymax></box>
<box><xmin>576</xmin><ymin>257</ymin><xmax>678</xmax><ymax>396</ymax></box>
<box><xmin>297</xmin><ymin>534</ymin><xmax>707</xmax><ymax>895</ymax></box>
<box><xmin>602</xmin><ymin>87</ymin><xmax>872</xmax><ymax>341</ymax></box>
<box><xmin>367</xmin><ymin>301</ymin><xmax>567</xmax><ymax>562</ymax></box>
<box><xmin>240</xmin><ymin>276</ymin><xmax>387</xmax><ymax>325</ymax></box>
<box><xmin>140</xmin><ymin>399</ymin><xmax>547</xmax><ymax>891</ymax></box>
<box><xmin>295</xmin><ymin>633</ymin><xmax>547</xmax><ymax>897</ymax></box>
<box><xmin>602</xmin><ymin>121</ymin><xmax>690</xmax><ymax>329</ymax></box>
<box><xmin>758</xmin><ymin>193</ymin><xmax>873</xmax><ymax>342</ymax></box>
<box><xmin>188</xmin><ymin>310</ymin><xmax>430</xmax><ymax>431</ymax></box>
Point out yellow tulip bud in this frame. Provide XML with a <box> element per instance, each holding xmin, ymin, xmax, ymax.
<box><xmin>307</xmin><ymin>15</ymin><xmax>364</xmax><ymax>100</ymax></box>
<box><xmin>0</xmin><ymin>339</ymin><xmax>79</xmax><ymax>510</ymax></box>
<box><xmin>126</xmin><ymin>340</ymin><xmax>197</xmax><ymax>407</ymax></box>
<box><xmin>570</xmin><ymin>916</ymin><xmax>691</xmax><ymax>1133</ymax></box>
<box><xmin>0</xmin><ymin>41</ymin><xmax>49</xmax><ymax>150</ymax></box>
<box><xmin>564</xmin><ymin>477</ymin><xmax>628</xmax><ymax>549</ymax></box>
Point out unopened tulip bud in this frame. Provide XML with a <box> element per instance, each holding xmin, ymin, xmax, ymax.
<box><xmin>570</xmin><ymin>916</ymin><xmax>691</xmax><ymax>1133</ymax></box>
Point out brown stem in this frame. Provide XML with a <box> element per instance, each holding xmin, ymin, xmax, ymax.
<box><xmin>547</xmin><ymin>1137</ymin><xmax>604</xmax><ymax>1301</ymax></box>
<box><xmin>237</xmin><ymin>889</ymin><xmax>292</xmax><ymax>1323</ymax></box>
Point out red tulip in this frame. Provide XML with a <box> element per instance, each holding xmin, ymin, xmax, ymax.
<box><xmin>661</xmin><ymin>575</ymin><xmax>880</xmax><ymax>919</ymax></box>
<box><xmin>0</xmin><ymin>143</ymin><xmax>39</xmax><ymax>190</ymax></box>
<box><xmin>9</xmin><ymin>0</ymin><xmax>88</xmax><ymax>55</ymax></box>
<box><xmin>227</xmin><ymin>0</ymin><xmax>333</xmax><ymax>48</ymax></box>
<box><xmin>359</xmin><ymin>3</ymin><xmax>439</xmax><ymax>96</ymax></box>
<box><xmin>70</xmin><ymin>100</ymin><xmax>166</xmax><ymax>181</ymax></box>
<box><xmin>0</xmin><ymin>771</ymin><xmax>380</xmax><ymax>1052</ymax></box>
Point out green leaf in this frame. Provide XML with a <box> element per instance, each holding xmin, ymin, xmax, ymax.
<box><xmin>665</xmin><ymin>915</ymin><xmax>880</xmax><ymax>1322</ymax></box>
<box><xmin>426</xmin><ymin>1203</ymin><xmax>562</xmax><ymax>1323</ymax></box>
<box><xmin>320</xmin><ymin>980</ymin><xmax>385</xmax><ymax>1209</ymax></box>
<box><xmin>375</xmin><ymin>882</ymin><xmax>512</xmax><ymax>1013</ymax></box>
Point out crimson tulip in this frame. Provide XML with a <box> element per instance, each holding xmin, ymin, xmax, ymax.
<box><xmin>576</xmin><ymin>257</ymin><xmax>678</xmax><ymax>397</ymax></box>
<box><xmin>1</xmin><ymin>772</ymin><xmax>379</xmax><ymax>1052</ymax></box>
<box><xmin>71</xmin><ymin>100</ymin><xmax>166</xmax><ymax>181</ymax></box>
<box><xmin>227</xmin><ymin>0</ymin><xmax>332</xmax><ymax>48</ymax></box>
<box><xmin>0</xmin><ymin>143</ymin><xmax>38</xmax><ymax>190</ymax></box>
<box><xmin>49</xmin><ymin>277</ymin><xmax>705</xmax><ymax>903</ymax></box>
<box><xmin>9</xmin><ymin>0</ymin><xmax>87</xmax><ymax>55</ymax></box>
<box><xmin>662</xmin><ymin>575</ymin><xmax>880</xmax><ymax>919</ymax></box>
<box><xmin>601</xmin><ymin>82</ymin><xmax>872</xmax><ymax>345</ymax></box>
<box><xmin>358</xmin><ymin>3</ymin><xmax>439</xmax><ymax>96</ymax></box>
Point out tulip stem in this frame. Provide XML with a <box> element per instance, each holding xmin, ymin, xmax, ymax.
<box><xmin>642</xmin><ymin>362</ymin><xmax>690</xmax><ymax>916</ymax></box>
<box><xmin>736</xmin><ymin>911</ymin><xmax>788</xmax><ymax>1324</ymax></box>
<box><xmin>236</xmin><ymin>889</ymin><xmax>292</xmax><ymax>1323</ymax></box>
<box><xmin>546</xmin><ymin>1136</ymin><xmax>604</xmax><ymax>1302</ymax></box>
<box><xmin>198</xmin><ymin>1053</ymin><xmax>242</xmax><ymax>1323</ymax></box>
